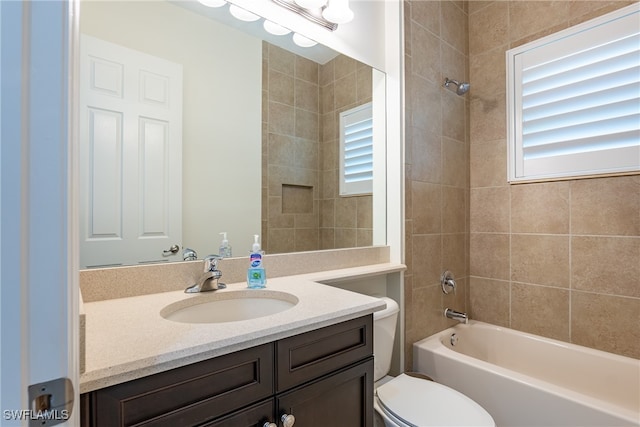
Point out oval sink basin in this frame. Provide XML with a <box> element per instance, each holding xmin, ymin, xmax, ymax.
<box><xmin>161</xmin><ymin>290</ymin><xmax>298</xmax><ymax>324</ymax></box>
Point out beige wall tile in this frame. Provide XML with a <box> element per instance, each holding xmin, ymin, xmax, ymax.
<box><xmin>295</xmin><ymin>79</ymin><xmax>319</xmax><ymax>113</ymax></box>
<box><xmin>442</xmin><ymin>92</ymin><xmax>466</xmax><ymax>142</ymax></box>
<box><xmin>572</xmin><ymin>292</ymin><xmax>640</xmax><ymax>359</ymax></box>
<box><xmin>412</xmin><ymin>234</ymin><xmax>442</xmax><ymax>288</ymax></box>
<box><xmin>469</xmin><ymin>95</ymin><xmax>506</xmax><ymax>143</ymax></box>
<box><xmin>335</xmin><ymin>197</ymin><xmax>357</xmax><ymax>228</ymax></box>
<box><xmin>468</xmin><ymin>1</ymin><xmax>508</xmax><ymax>55</ymax></box>
<box><xmin>511</xmin><ymin>234</ymin><xmax>570</xmax><ymax>287</ymax></box>
<box><xmin>441</xmin><ymin>0</ymin><xmax>468</xmax><ymax>55</ymax></box>
<box><xmin>572</xmin><ymin>236</ymin><xmax>640</xmax><ymax>298</ymax></box>
<box><xmin>509</xmin><ymin>1</ymin><xmax>569</xmax><ymax>43</ymax></box>
<box><xmin>469</xmin><ymin>233</ymin><xmax>510</xmax><ymax>279</ymax></box>
<box><xmin>571</xmin><ymin>176</ymin><xmax>640</xmax><ymax>236</ymax></box>
<box><xmin>412</xmin><ymin>285</ymin><xmax>448</xmax><ymax>340</ymax></box>
<box><xmin>470</xmin><ymin>139</ymin><xmax>507</xmax><ymax>188</ymax></box>
<box><xmin>357</xmin><ymin>196</ymin><xmax>373</xmax><ymax>229</ymax></box>
<box><xmin>511</xmin><ymin>283</ymin><xmax>570</xmax><ymax>341</ymax></box>
<box><xmin>412</xmin><ymin>181</ymin><xmax>442</xmax><ymax>234</ymax></box>
<box><xmin>268</xmin><ymin>45</ymin><xmax>294</xmax><ymax>75</ymax></box>
<box><xmin>294</xmin><ymin>228</ymin><xmax>319</xmax><ymax>252</ymax></box>
<box><xmin>441</xmin><ymin>34</ymin><xmax>467</xmax><ymax>83</ymax></box>
<box><xmin>411</xmin><ymin>24</ymin><xmax>441</xmax><ymax>83</ymax></box>
<box><xmin>334</xmin><ymin>73</ymin><xmax>357</xmax><ymax>110</ymax></box>
<box><xmin>268</xmin><ymin>70</ymin><xmax>294</xmax><ymax>105</ymax></box>
<box><xmin>443</xmin><ymin>233</ymin><xmax>467</xmax><ymax>278</ymax></box>
<box><xmin>511</xmin><ymin>182</ymin><xmax>570</xmax><ymax>234</ymax></box>
<box><xmin>410</xmin><ymin>77</ymin><xmax>443</xmax><ymax>135</ymax></box>
<box><xmin>295</xmin><ymin>55</ymin><xmax>318</xmax><ymax>83</ymax></box>
<box><xmin>469</xmin><ymin>47</ymin><xmax>506</xmax><ymax>101</ymax></box>
<box><xmin>268</xmin><ymin>102</ymin><xmax>294</xmax><ymax>136</ymax></box>
<box><xmin>334</xmin><ymin>54</ymin><xmax>357</xmax><ymax>80</ymax></box>
<box><xmin>469</xmin><ymin>277</ymin><xmax>510</xmax><ymax>326</ymax></box>
<box><xmin>268</xmin><ymin>133</ymin><xmax>296</xmax><ymax>167</ymax></box>
<box><xmin>410</xmin><ymin>127</ymin><xmax>442</xmax><ymax>184</ymax></box>
<box><xmin>409</xmin><ymin>0</ymin><xmax>441</xmax><ymax>35</ymax></box>
<box><xmin>294</xmin><ymin>108</ymin><xmax>318</xmax><ymax>141</ymax></box>
<box><xmin>268</xmin><ymin>228</ymin><xmax>295</xmax><ymax>254</ymax></box>
<box><xmin>470</xmin><ymin>187</ymin><xmax>510</xmax><ymax>233</ymax></box>
<box><xmin>356</xmin><ymin>65</ymin><xmax>372</xmax><ymax>103</ymax></box>
<box><xmin>443</xmin><ymin>186</ymin><xmax>466</xmax><ymax>233</ymax></box>
<box><xmin>442</xmin><ymin>138</ymin><xmax>467</xmax><ymax>188</ymax></box>
<box><xmin>334</xmin><ymin>228</ymin><xmax>357</xmax><ymax>248</ymax></box>
<box><xmin>356</xmin><ymin>229</ymin><xmax>373</xmax><ymax>247</ymax></box>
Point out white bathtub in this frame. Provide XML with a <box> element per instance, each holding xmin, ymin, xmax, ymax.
<box><xmin>413</xmin><ymin>321</ymin><xmax>640</xmax><ymax>426</ymax></box>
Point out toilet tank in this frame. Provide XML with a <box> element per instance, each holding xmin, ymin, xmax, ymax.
<box><xmin>373</xmin><ymin>297</ymin><xmax>399</xmax><ymax>381</ymax></box>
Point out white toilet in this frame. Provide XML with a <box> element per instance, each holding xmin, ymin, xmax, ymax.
<box><xmin>373</xmin><ymin>297</ymin><xmax>495</xmax><ymax>427</ymax></box>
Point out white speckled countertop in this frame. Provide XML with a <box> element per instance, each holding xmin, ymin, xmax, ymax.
<box><xmin>80</xmin><ymin>263</ymin><xmax>404</xmax><ymax>393</ymax></box>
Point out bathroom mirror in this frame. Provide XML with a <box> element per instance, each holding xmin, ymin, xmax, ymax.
<box><xmin>78</xmin><ymin>0</ymin><xmax>386</xmax><ymax>268</ymax></box>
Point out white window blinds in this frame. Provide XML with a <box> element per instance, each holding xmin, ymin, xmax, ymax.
<box><xmin>507</xmin><ymin>4</ymin><xmax>640</xmax><ymax>182</ymax></box>
<box><xmin>340</xmin><ymin>102</ymin><xmax>373</xmax><ymax>195</ymax></box>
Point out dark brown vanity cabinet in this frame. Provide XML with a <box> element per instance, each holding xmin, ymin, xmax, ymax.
<box><xmin>81</xmin><ymin>315</ymin><xmax>373</xmax><ymax>427</ymax></box>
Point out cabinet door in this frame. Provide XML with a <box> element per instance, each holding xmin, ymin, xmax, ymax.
<box><xmin>276</xmin><ymin>358</ymin><xmax>374</xmax><ymax>427</ymax></box>
<box><xmin>200</xmin><ymin>399</ymin><xmax>275</xmax><ymax>427</ymax></box>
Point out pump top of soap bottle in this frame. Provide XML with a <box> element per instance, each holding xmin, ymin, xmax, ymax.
<box><xmin>251</xmin><ymin>234</ymin><xmax>261</xmax><ymax>253</ymax></box>
<box><xmin>219</xmin><ymin>232</ymin><xmax>232</xmax><ymax>258</ymax></box>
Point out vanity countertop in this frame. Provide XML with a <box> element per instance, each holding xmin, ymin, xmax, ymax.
<box><xmin>80</xmin><ymin>262</ymin><xmax>404</xmax><ymax>393</ymax></box>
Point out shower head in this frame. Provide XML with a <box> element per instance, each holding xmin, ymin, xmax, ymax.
<box><xmin>444</xmin><ymin>77</ymin><xmax>470</xmax><ymax>95</ymax></box>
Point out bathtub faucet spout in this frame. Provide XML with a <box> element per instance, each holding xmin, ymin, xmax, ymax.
<box><xmin>444</xmin><ymin>308</ymin><xmax>468</xmax><ymax>324</ymax></box>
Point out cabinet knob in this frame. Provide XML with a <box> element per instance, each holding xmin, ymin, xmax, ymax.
<box><xmin>281</xmin><ymin>414</ymin><xmax>296</xmax><ymax>427</ymax></box>
<box><xmin>263</xmin><ymin>423</ymin><xmax>277</xmax><ymax>427</ymax></box>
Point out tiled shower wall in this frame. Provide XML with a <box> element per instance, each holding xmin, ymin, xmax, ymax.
<box><xmin>468</xmin><ymin>1</ymin><xmax>640</xmax><ymax>359</ymax></box>
<box><xmin>403</xmin><ymin>0</ymin><xmax>470</xmax><ymax>370</ymax></box>
<box><xmin>262</xmin><ymin>43</ymin><xmax>374</xmax><ymax>254</ymax></box>
<box><xmin>404</xmin><ymin>0</ymin><xmax>639</xmax><ymax>368</ymax></box>
<box><xmin>262</xmin><ymin>43</ymin><xmax>321</xmax><ymax>254</ymax></box>
<box><xmin>318</xmin><ymin>55</ymin><xmax>374</xmax><ymax>250</ymax></box>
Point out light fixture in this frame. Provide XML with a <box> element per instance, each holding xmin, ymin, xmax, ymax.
<box><xmin>322</xmin><ymin>0</ymin><xmax>353</xmax><ymax>24</ymax></box>
<box><xmin>294</xmin><ymin>0</ymin><xmax>327</xmax><ymax>9</ymax></box>
<box><xmin>197</xmin><ymin>0</ymin><xmax>226</xmax><ymax>7</ymax></box>
<box><xmin>263</xmin><ymin>20</ymin><xmax>292</xmax><ymax>36</ymax></box>
<box><xmin>271</xmin><ymin>0</ymin><xmax>338</xmax><ymax>31</ymax></box>
<box><xmin>292</xmin><ymin>33</ymin><xmax>317</xmax><ymax>47</ymax></box>
<box><xmin>229</xmin><ymin>4</ymin><xmax>261</xmax><ymax>22</ymax></box>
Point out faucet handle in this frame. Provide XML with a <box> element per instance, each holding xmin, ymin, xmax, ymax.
<box><xmin>441</xmin><ymin>270</ymin><xmax>457</xmax><ymax>295</ymax></box>
<box><xmin>203</xmin><ymin>254</ymin><xmax>223</xmax><ymax>271</ymax></box>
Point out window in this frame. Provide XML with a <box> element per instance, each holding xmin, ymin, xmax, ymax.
<box><xmin>507</xmin><ymin>3</ymin><xmax>639</xmax><ymax>182</ymax></box>
<box><xmin>339</xmin><ymin>102</ymin><xmax>373</xmax><ymax>196</ymax></box>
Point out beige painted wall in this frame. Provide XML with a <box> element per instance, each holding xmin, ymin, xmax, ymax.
<box><xmin>468</xmin><ymin>0</ymin><xmax>639</xmax><ymax>359</ymax></box>
<box><xmin>80</xmin><ymin>1</ymin><xmax>262</xmax><ymax>259</ymax></box>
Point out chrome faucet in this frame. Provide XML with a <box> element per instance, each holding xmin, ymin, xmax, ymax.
<box><xmin>185</xmin><ymin>255</ymin><xmax>226</xmax><ymax>293</ymax></box>
<box><xmin>444</xmin><ymin>308</ymin><xmax>468</xmax><ymax>324</ymax></box>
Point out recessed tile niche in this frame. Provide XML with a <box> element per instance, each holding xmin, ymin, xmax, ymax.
<box><xmin>282</xmin><ymin>184</ymin><xmax>314</xmax><ymax>214</ymax></box>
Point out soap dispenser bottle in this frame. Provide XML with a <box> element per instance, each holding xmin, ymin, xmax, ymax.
<box><xmin>219</xmin><ymin>232</ymin><xmax>232</xmax><ymax>258</ymax></box>
<box><xmin>247</xmin><ymin>234</ymin><xmax>266</xmax><ymax>289</ymax></box>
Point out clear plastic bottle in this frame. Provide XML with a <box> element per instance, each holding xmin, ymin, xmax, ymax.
<box><xmin>247</xmin><ymin>234</ymin><xmax>266</xmax><ymax>288</ymax></box>
<box><xmin>218</xmin><ymin>232</ymin><xmax>232</xmax><ymax>258</ymax></box>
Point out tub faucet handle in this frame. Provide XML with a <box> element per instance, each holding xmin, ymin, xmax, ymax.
<box><xmin>441</xmin><ymin>270</ymin><xmax>456</xmax><ymax>294</ymax></box>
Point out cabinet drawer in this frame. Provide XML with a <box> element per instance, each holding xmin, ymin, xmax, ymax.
<box><xmin>87</xmin><ymin>343</ymin><xmax>274</xmax><ymax>427</ymax></box>
<box><xmin>276</xmin><ymin>315</ymin><xmax>373</xmax><ymax>391</ymax></box>
<box><xmin>200</xmin><ymin>399</ymin><xmax>274</xmax><ymax>427</ymax></box>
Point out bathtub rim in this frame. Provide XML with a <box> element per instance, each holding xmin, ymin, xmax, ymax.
<box><xmin>413</xmin><ymin>320</ymin><xmax>640</xmax><ymax>425</ymax></box>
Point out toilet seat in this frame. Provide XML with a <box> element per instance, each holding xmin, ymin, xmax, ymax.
<box><xmin>375</xmin><ymin>374</ymin><xmax>495</xmax><ymax>426</ymax></box>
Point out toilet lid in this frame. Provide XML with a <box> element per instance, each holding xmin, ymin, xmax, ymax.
<box><xmin>376</xmin><ymin>374</ymin><xmax>495</xmax><ymax>426</ymax></box>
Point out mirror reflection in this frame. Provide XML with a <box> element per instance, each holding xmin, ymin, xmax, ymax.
<box><xmin>78</xmin><ymin>0</ymin><xmax>383</xmax><ymax>269</ymax></box>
